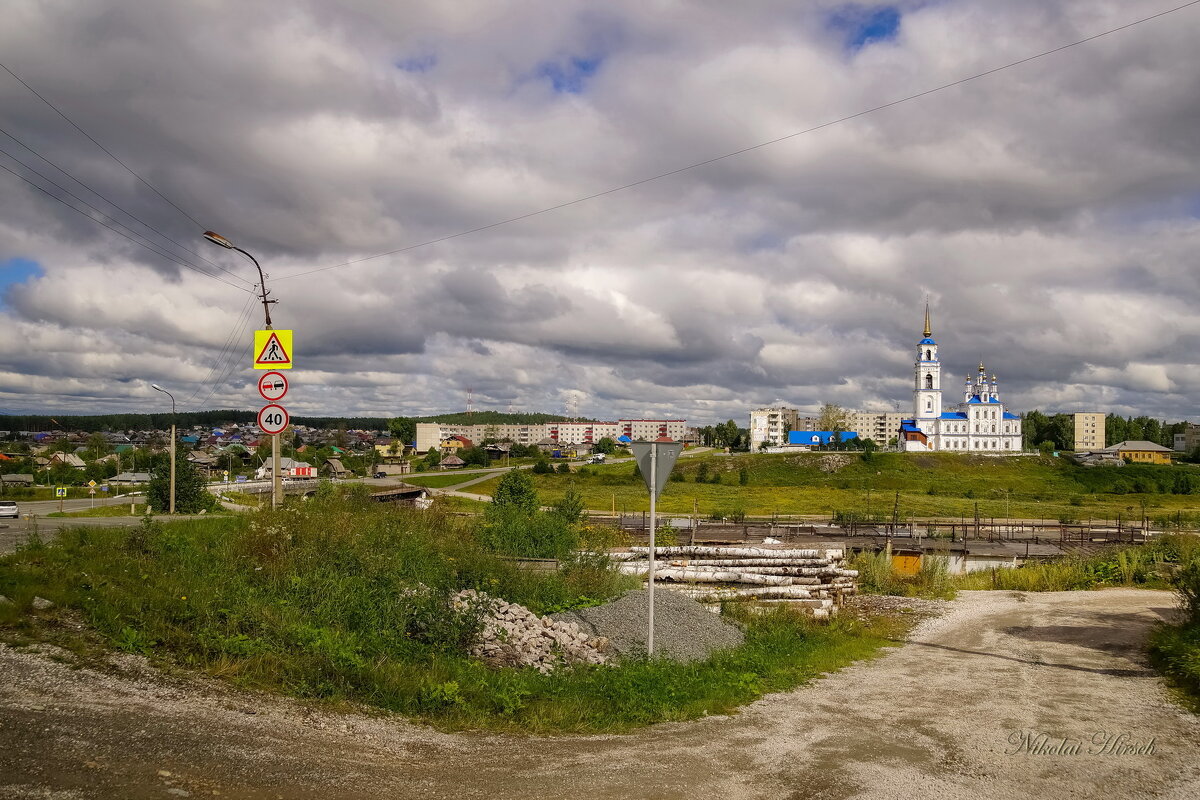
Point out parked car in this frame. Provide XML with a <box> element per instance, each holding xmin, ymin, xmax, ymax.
<box><xmin>589</xmin><ymin>454</ymin><xmax>606</xmax><ymax>464</ymax></box>
<box><xmin>373</xmin><ymin>471</ymin><xmax>387</xmax><ymax>479</ymax></box>
<box><xmin>0</xmin><ymin>500</ymin><xmax>19</xmax><ymax>519</ymax></box>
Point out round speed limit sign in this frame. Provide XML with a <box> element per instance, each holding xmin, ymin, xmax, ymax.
<box><xmin>257</xmin><ymin>403</ymin><xmax>290</xmax><ymax>435</ymax></box>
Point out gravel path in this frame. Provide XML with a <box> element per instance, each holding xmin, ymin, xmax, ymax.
<box><xmin>1</xmin><ymin>589</ymin><xmax>1198</xmax><ymax>799</ymax></box>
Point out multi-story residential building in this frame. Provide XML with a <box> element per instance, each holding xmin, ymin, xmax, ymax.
<box><xmin>749</xmin><ymin>407</ymin><xmax>800</xmax><ymax>450</ymax></box>
<box><xmin>1072</xmin><ymin>412</ymin><xmax>1106</xmax><ymax>451</ymax></box>
<box><xmin>1173</xmin><ymin>423</ymin><xmax>1200</xmax><ymax>452</ymax></box>
<box><xmin>848</xmin><ymin>411</ymin><xmax>907</xmax><ymax>444</ymax></box>
<box><xmin>414</xmin><ymin>419</ymin><xmax>688</xmax><ymax>453</ymax></box>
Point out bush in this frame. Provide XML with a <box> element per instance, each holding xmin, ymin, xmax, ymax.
<box><xmin>738</xmin><ymin>467</ymin><xmax>749</xmax><ymax>486</ymax></box>
<box><xmin>480</xmin><ymin>505</ymin><xmax>578</xmax><ymax>559</ymax></box>
<box><xmin>492</xmin><ymin>470</ymin><xmax>538</xmax><ymax>514</ymax></box>
<box><xmin>531</xmin><ymin>459</ymin><xmax>553</xmax><ymax>475</ymax></box>
<box><xmin>555</xmin><ymin>462</ymin><xmax>571</xmax><ymax>475</ymax></box>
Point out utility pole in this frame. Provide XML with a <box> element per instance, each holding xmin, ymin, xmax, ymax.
<box><xmin>648</xmin><ymin>442</ymin><xmax>657</xmax><ymax>656</ymax></box>
<box><xmin>204</xmin><ymin>231</ymin><xmax>280</xmax><ymax>509</ymax></box>
<box><xmin>151</xmin><ymin>385</ymin><xmax>176</xmax><ymax>514</ymax></box>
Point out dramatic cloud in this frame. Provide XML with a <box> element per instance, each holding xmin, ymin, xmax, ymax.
<box><xmin>2</xmin><ymin>0</ymin><xmax>1200</xmax><ymax>424</ymax></box>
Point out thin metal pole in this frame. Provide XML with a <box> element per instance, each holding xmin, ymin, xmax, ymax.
<box><xmin>272</xmin><ymin>432</ymin><xmax>282</xmax><ymax>509</ymax></box>
<box><xmin>169</xmin><ymin>421</ymin><xmax>176</xmax><ymax>514</ymax></box>
<box><xmin>648</xmin><ymin>443</ymin><xmax>657</xmax><ymax>656</ymax></box>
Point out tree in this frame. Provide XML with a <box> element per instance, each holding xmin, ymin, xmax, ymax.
<box><xmin>492</xmin><ymin>469</ymin><xmax>539</xmax><ymax>514</ymax></box>
<box><xmin>85</xmin><ymin>432</ymin><xmax>110</xmax><ymax>458</ymax></box>
<box><xmin>738</xmin><ymin>467</ymin><xmax>749</xmax><ymax>486</ymax></box>
<box><xmin>553</xmin><ymin>485</ymin><xmax>586</xmax><ymax>524</ymax></box>
<box><xmin>460</xmin><ymin>446</ymin><xmax>489</xmax><ymax>467</ymax></box>
<box><xmin>555</xmin><ymin>462</ymin><xmax>571</xmax><ymax>474</ymax></box>
<box><xmin>387</xmin><ymin>417</ymin><xmax>416</xmax><ymax>447</ymax></box>
<box><xmin>594</xmin><ymin>437</ymin><xmax>617</xmax><ymax>455</ymax></box>
<box><xmin>532</xmin><ymin>458</ymin><xmax>553</xmax><ymax>474</ymax></box>
<box><xmin>147</xmin><ymin>450</ymin><xmax>217</xmax><ymax>513</ymax></box>
<box><xmin>817</xmin><ymin>403</ymin><xmax>850</xmax><ymax>432</ymax></box>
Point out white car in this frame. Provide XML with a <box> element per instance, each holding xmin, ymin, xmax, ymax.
<box><xmin>0</xmin><ymin>500</ymin><xmax>18</xmax><ymax>519</ymax></box>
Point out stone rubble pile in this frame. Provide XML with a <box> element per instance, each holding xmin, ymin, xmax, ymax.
<box><xmin>453</xmin><ymin>589</ymin><xmax>610</xmax><ymax>674</ymax></box>
<box><xmin>613</xmin><ymin>546</ymin><xmax>858</xmax><ymax>619</ymax></box>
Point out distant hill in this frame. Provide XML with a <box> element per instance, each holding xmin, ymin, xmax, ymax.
<box><xmin>0</xmin><ymin>411</ymin><xmax>391</xmax><ymax>433</ymax></box>
<box><xmin>0</xmin><ymin>409</ymin><xmax>586</xmax><ymax>434</ymax></box>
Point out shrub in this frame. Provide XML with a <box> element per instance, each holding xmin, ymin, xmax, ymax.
<box><xmin>492</xmin><ymin>470</ymin><xmax>539</xmax><ymax>514</ymax></box>
<box><xmin>532</xmin><ymin>459</ymin><xmax>553</xmax><ymax>475</ymax></box>
<box><xmin>555</xmin><ymin>462</ymin><xmax>572</xmax><ymax>475</ymax></box>
<box><xmin>738</xmin><ymin>467</ymin><xmax>749</xmax><ymax>486</ymax></box>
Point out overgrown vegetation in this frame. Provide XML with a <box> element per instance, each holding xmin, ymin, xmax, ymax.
<box><xmin>1145</xmin><ymin>536</ymin><xmax>1200</xmax><ymax>707</ymax></box>
<box><xmin>852</xmin><ymin>536</ymin><xmax>1198</xmax><ymax>599</ymax></box>
<box><xmin>0</xmin><ymin>488</ymin><xmax>905</xmax><ymax>732</ymax></box>
<box><xmin>469</xmin><ymin>451</ymin><xmax>1200</xmax><ymax>524</ymax></box>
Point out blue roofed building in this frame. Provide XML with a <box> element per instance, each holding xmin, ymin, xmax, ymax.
<box><xmin>899</xmin><ymin>306</ymin><xmax>1023</xmax><ymax>453</ymax></box>
<box><xmin>787</xmin><ymin>430</ymin><xmax>859</xmax><ymax>447</ymax></box>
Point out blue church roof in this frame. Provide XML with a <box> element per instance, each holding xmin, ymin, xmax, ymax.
<box><xmin>939</xmin><ymin>412</ymin><xmax>967</xmax><ymax>420</ymax></box>
<box><xmin>965</xmin><ymin>395</ymin><xmax>1002</xmax><ymax>404</ymax></box>
<box><xmin>919</xmin><ymin>337</ymin><xmax>936</xmax><ymax>345</ymax></box>
<box><xmin>1002</xmin><ymin>412</ymin><xmax>1020</xmax><ymax>420</ymax></box>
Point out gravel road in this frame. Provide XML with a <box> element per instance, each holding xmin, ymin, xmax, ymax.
<box><xmin>1</xmin><ymin>589</ymin><xmax>1198</xmax><ymax>799</ymax></box>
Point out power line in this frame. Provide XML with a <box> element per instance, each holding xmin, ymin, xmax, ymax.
<box><xmin>0</xmin><ymin>61</ymin><xmax>206</xmax><ymax>229</ymax></box>
<box><xmin>0</xmin><ymin>126</ymin><xmax>253</xmax><ymax>286</ymax></box>
<box><xmin>188</xmin><ymin>304</ymin><xmax>258</xmax><ymax>411</ymax></box>
<box><xmin>182</xmin><ymin>294</ymin><xmax>256</xmax><ymax>408</ymax></box>
<box><xmin>0</xmin><ymin>157</ymin><xmax>251</xmax><ymax>291</ymax></box>
<box><xmin>276</xmin><ymin>0</ymin><xmax>1200</xmax><ymax>281</ymax></box>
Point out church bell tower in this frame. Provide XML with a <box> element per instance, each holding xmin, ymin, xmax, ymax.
<box><xmin>913</xmin><ymin>304</ymin><xmax>941</xmax><ymax>420</ymax></box>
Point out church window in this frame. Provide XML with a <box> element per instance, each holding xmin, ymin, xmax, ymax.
<box><xmin>991</xmin><ymin>425</ymin><xmax>995</xmax><ymax>433</ymax></box>
<box><xmin>925</xmin><ymin>374</ymin><xmax>933</xmax><ymax>389</ymax></box>
<box><xmin>925</xmin><ymin>349</ymin><xmax>932</xmax><ymax>361</ymax></box>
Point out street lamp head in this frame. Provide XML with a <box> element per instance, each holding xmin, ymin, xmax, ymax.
<box><xmin>203</xmin><ymin>230</ymin><xmax>235</xmax><ymax>249</ymax></box>
<box><xmin>151</xmin><ymin>384</ymin><xmax>164</xmax><ymax>392</ymax></box>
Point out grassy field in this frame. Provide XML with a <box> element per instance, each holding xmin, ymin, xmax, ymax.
<box><xmin>402</xmin><ymin>473</ymin><xmax>492</xmax><ymax>489</ymax></box>
<box><xmin>468</xmin><ymin>451</ymin><xmax>1200</xmax><ymax>524</ymax></box>
<box><xmin>47</xmin><ymin>503</ymin><xmax>148</xmax><ymax>518</ymax></box>
<box><xmin>0</xmin><ymin>490</ymin><xmax>911</xmax><ymax>732</ymax></box>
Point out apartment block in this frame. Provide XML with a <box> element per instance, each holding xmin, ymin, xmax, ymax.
<box><xmin>749</xmin><ymin>407</ymin><xmax>800</xmax><ymax>450</ymax></box>
<box><xmin>414</xmin><ymin>419</ymin><xmax>687</xmax><ymax>452</ymax></box>
<box><xmin>1173</xmin><ymin>423</ymin><xmax>1200</xmax><ymax>452</ymax></box>
<box><xmin>1072</xmin><ymin>412</ymin><xmax>1106</xmax><ymax>451</ymax></box>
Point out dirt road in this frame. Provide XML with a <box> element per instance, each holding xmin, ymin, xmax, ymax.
<box><xmin>2</xmin><ymin>589</ymin><xmax>1198</xmax><ymax>799</ymax></box>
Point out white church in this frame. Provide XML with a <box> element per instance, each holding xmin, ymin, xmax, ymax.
<box><xmin>899</xmin><ymin>309</ymin><xmax>1023</xmax><ymax>452</ymax></box>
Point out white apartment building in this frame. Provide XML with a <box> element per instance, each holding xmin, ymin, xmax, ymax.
<box><xmin>414</xmin><ymin>419</ymin><xmax>687</xmax><ymax>452</ymax></box>
<box><xmin>1073</xmin><ymin>412</ymin><xmax>1106</xmax><ymax>451</ymax></box>
<box><xmin>750</xmin><ymin>408</ymin><xmax>904</xmax><ymax>450</ymax></box>
<box><xmin>749</xmin><ymin>407</ymin><xmax>800</xmax><ymax>450</ymax></box>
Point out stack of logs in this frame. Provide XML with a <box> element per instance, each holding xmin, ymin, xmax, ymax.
<box><xmin>613</xmin><ymin>546</ymin><xmax>857</xmax><ymax>619</ymax></box>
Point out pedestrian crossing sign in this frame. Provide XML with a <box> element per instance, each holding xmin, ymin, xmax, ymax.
<box><xmin>55</xmin><ymin>487</ymin><xmax>66</xmax><ymax>498</ymax></box>
<box><xmin>254</xmin><ymin>330</ymin><xmax>293</xmax><ymax>369</ymax></box>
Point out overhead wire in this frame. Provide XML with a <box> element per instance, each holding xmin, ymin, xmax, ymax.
<box><xmin>0</xmin><ymin>157</ymin><xmax>252</xmax><ymax>292</ymax></box>
<box><xmin>187</xmin><ymin>302</ymin><xmax>259</xmax><ymax>412</ymax></box>
<box><xmin>0</xmin><ymin>126</ymin><xmax>253</xmax><ymax>285</ymax></box>
<box><xmin>275</xmin><ymin>0</ymin><xmax>1200</xmax><ymax>281</ymax></box>
<box><xmin>0</xmin><ymin>61</ymin><xmax>206</xmax><ymax>229</ymax></box>
<box><xmin>180</xmin><ymin>293</ymin><xmax>256</xmax><ymax>408</ymax></box>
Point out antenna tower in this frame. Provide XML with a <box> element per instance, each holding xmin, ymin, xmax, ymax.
<box><xmin>466</xmin><ymin>388</ymin><xmax>474</xmax><ymax>417</ymax></box>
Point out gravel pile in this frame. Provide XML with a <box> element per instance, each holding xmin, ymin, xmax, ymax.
<box><xmin>453</xmin><ymin>590</ymin><xmax>610</xmax><ymax>674</ymax></box>
<box><xmin>843</xmin><ymin>594</ymin><xmax>952</xmax><ymax>623</ymax></box>
<box><xmin>552</xmin><ymin>588</ymin><xmax>745</xmax><ymax>662</ymax></box>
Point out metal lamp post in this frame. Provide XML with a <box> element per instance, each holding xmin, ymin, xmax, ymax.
<box><xmin>151</xmin><ymin>384</ymin><xmax>176</xmax><ymax>514</ymax></box>
<box><xmin>203</xmin><ymin>231</ymin><xmax>281</xmax><ymax>509</ymax></box>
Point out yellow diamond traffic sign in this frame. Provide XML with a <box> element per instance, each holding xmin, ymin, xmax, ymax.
<box><xmin>87</xmin><ymin>480</ymin><xmax>97</xmax><ymax>488</ymax></box>
<box><xmin>254</xmin><ymin>330</ymin><xmax>293</xmax><ymax>370</ymax></box>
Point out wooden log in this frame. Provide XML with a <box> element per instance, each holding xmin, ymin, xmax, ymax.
<box><xmin>666</xmin><ymin>558</ymin><xmax>838</xmax><ymax>568</ymax></box>
<box><xmin>628</xmin><ymin>546</ymin><xmax>842</xmax><ymax>560</ymax></box>
<box><xmin>616</xmin><ymin>564</ymin><xmax>796</xmax><ymax>585</ymax></box>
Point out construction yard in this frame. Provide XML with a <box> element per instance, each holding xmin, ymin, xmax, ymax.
<box><xmin>2</xmin><ymin>589</ymin><xmax>1198</xmax><ymax>799</ymax></box>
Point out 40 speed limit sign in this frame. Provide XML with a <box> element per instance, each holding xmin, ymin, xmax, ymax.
<box><xmin>258</xmin><ymin>404</ymin><xmax>290</xmax><ymax>435</ymax></box>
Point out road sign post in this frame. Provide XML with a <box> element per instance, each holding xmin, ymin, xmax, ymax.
<box><xmin>630</xmin><ymin>439</ymin><xmax>684</xmax><ymax>656</ymax></box>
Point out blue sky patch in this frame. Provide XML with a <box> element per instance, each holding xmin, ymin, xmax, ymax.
<box><xmin>828</xmin><ymin>4</ymin><xmax>901</xmax><ymax>51</ymax></box>
<box><xmin>535</xmin><ymin>55</ymin><xmax>604</xmax><ymax>94</ymax></box>
<box><xmin>0</xmin><ymin>257</ymin><xmax>43</xmax><ymax>308</ymax></box>
<box><xmin>395</xmin><ymin>53</ymin><xmax>436</xmax><ymax>73</ymax></box>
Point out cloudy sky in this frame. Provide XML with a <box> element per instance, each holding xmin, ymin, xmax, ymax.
<box><xmin>2</xmin><ymin>0</ymin><xmax>1200</xmax><ymax>425</ymax></box>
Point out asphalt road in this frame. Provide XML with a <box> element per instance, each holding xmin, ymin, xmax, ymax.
<box><xmin>1</xmin><ymin>589</ymin><xmax>1196</xmax><ymax>799</ymax></box>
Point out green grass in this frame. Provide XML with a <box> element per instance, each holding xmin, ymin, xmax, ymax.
<box><xmin>469</xmin><ymin>452</ymin><xmax>1200</xmax><ymax>524</ymax></box>
<box><xmin>402</xmin><ymin>473</ymin><xmax>489</xmax><ymax>489</ymax></box>
<box><xmin>852</xmin><ymin>535</ymin><xmax>1199</xmax><ymax>599</ymax></box>
<box><xmin>0</xmin><ymin>488</ymin><xmax>907</xmax><ymax>732</ymax></box>
<box><xmin>47</xmin><ymin>503</ymin><xmax>148</xmax><ymax>518</ymax></box>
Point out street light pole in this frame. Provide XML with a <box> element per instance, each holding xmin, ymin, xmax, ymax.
<box><xmin>203</xmin><ymin>231</ymin><xmax>281</xmax><ymax>509</ymax></box>
<box><xmin>151</xmin><ymin>384</ymin><xmax>176</xmax><ymax>514</ymax></box>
